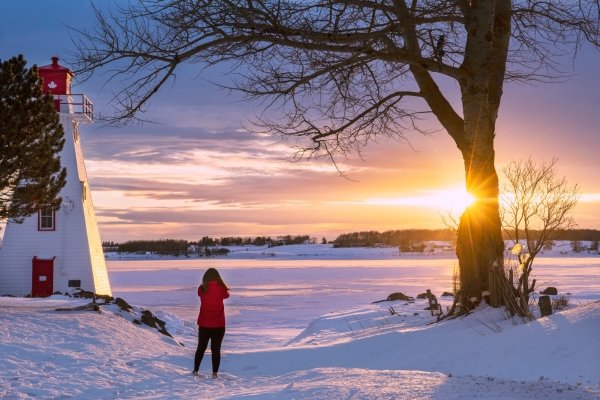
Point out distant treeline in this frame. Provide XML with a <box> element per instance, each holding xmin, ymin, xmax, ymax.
<box><xmin>199</xmin><ymin>235</ymin><xmax>313</xmax><ymax>246</ymax></box>
<box><xmin>113</xmin><ymin>239</ymin><xmax>190</xmax><ymax>255</ymax></box>
<box><xmin>101</xmin><ymin>229</ymin><xmax>600</xmax><ymax>253</ymax></box>
<box><xmin>333</xmin><ymin>229</ymin><xmax>455</xmax><ymax>248</ymax></box>
<box><xmin>501</xmin><ymin>229</ymin><xmax>600</xmax><ymax>241</ymax></box>
<box><xmin>333</xmin><ymin>228</ymin><xmax>600</xmax><ymax>248</ymax></box>
<box><xmin>102</xmin><ymin>234</ymin><xmax>318</xmax><ymax>254</ymax></box>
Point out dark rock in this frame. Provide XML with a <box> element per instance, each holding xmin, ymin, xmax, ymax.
<box><xmin>413</xmin><ymin>313</ymin><xmax>420</xmax><ymax>316</ymax></box>
<box><xmin>1</xmin><ymin>294</ymin><xmax>16</xmax><ymax>298</ymax></box>
<box><xmin>140</xmin><ymin>310</ymin><xmax>157</xmax><ymax>328</ymax></box>
<box><xmin>154</xmin><ymin>316</ymin><xmax>174</xmax><ymax>338</ymax></box>
<box><xmin>441</xmin><ymin>292</ymin><xmax>454</xmax><ymax>297</ymax></box>
<box><xmin>139</xmin><ymin>310</ymin><xmax>174</xmax><ymax>338</ymax></box>
<box><xmin>53</xmin><ymin>291</ymin><xmax>63</xmax><ymax>295</ymax></box>
<box><xmin>114</xmin><ymin>297</ymin><xmax>133</xmax><ymax>312</ymax></box>
<box><xmin>372</xmin><ymin>292</ymin><xmax>414</xmax><ymax>303</ymax></box>
<box><xmin>417</xmin><ymin>291</ymin><xmax>437</xmax><ymax>300</ymax></box>
<box><xmin>540</xmin><ymin>287</ymin><xmax>558</xmax><ymax>295</ymax></box>
<box><xmin>96</xmin><ymin>294</ymin><xmax>114</xmax><ymax>303</ymax></box>
<box><xmin>132</xmin><ymin>319</ymin><xmax>142</xmax><ymax>325</ymax></box>
<box><xmin>72</xmin><ymin>289</ymin><xmax>95</xmax><ymax>299</ymax></box>
<box><xmin>55</xmin><ymin>302</ymin><xmax>102</xmax><ymax>312</ymax></box>
<box><xmin>387</xmin><ymin>292</ymin><xmax>410</xmax><ymax>301</ymax></box>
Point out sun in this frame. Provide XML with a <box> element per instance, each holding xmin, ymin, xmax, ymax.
<box><xmin>439</xmin><ymin>188</ymin><xmax>476</xmax><ymax>211</ymax></box>
<box><xmin>363</xmin><ymin>187</ymin><xmax>476</xmax><ymax>212</ymax></box>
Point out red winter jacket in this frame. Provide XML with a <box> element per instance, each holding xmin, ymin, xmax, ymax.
<box><xmin>197</xmin><ymin>281</ymin><xmax>230</xmax><ymax>328</ymax></box>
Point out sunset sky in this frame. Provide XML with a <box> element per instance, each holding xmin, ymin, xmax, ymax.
<box><xmin>1</xmin><ymin>1</ymin><xmax>599</xmax><ymax>242</ymax></box>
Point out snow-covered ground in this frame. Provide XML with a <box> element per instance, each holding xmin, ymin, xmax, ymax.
<box><xmin>1</xmin><ymin>295</ymin><xmax>599</xmax><ymax>399</ymax></box>
<box><xmin>1</xmin><ymin>255</ymin><xmax>599</xmax><ymax>398</ymax></box>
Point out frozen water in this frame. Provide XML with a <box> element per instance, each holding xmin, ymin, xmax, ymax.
<box><xmin>107</xmin><ymin>257</ymin><xmax>600</xmax><ymax>351</ymax></box>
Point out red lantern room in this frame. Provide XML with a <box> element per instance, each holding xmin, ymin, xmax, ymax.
<box><xmin>38</xmin><ymin>56</ymin><xmax>73</xmax><ymax>96</ymax></box>
<box><xmin>36</xmin><ymin>57</ymin><xmax>93</xmax><ymax>122</ymax></box>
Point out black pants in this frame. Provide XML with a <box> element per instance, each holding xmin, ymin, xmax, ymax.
<box><xmin>194</xmin><ymin>326</ymin><xmax>226</xmax><ymax>373</ymax></box>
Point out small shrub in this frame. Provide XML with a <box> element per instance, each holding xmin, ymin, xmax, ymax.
<box><xmin>213</xmin><ymin>248</ymin><xmax>230</xmax><ymax>255</ymax></box>
<box><xmin>551</xmin><ymin>295</ymin><xmax>570</xmax><ymax>311</ymax></box>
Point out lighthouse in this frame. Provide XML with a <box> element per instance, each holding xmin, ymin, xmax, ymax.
<box><xmin>0</xmin><ymin>57</ymin><xmax>112</xmax><ymax>297</ymax></box>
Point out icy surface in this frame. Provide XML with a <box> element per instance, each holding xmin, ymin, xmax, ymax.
<box><xmin>107</xmin><ymin>256</ymin><xmax>600</xmax><ymax>350</ymax></box>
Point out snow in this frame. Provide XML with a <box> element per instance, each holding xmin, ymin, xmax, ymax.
<box><xmin>1</xmin><ymin>254</ymin><xmax>600</xmax><ymax>398</ymax></box>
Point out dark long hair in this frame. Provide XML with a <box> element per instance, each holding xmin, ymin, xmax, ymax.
<box><xmin>201</xmin><ymin>268</ymin><xmax>229</xmax><ymax>293</ymax></box>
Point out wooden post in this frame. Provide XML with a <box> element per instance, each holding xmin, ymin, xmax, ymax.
<box><xmin>426</xmin><ymin>289</ymin><xmax>441</xmax><ymax>316</ymax></box>
<box><xmin>539</xmin><ymin>295</ymin><xmax>552</xmax><ymax>317</ymax></box>
<box><xmin>489</xmin><ymin>269</ymin><xmax>497</xmax><ymax>308</ymax></box>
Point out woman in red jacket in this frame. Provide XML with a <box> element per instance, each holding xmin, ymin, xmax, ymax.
<box><xmin>193</xmin><ymin>268</ymin><xmax>230</xmax><ymax>378</ymax></box>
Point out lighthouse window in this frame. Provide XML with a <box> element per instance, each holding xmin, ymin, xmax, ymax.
<box><xmin>81</xmin><ymin>181</ymin><xmax>87</xmax><ymax>201</ymax></box>
<box><xmin>73</xmin><ymin>123</ymin><xmax>79</xmax><ymax>142</ymax></box>
<box><xmin>38</xmin><ymin>208</ymin><xmax>55</xmax><ymax>231</ymax></box>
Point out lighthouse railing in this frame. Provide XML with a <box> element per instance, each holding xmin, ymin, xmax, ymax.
<box><xmin>53</xmin><ymin>94</ymin><xmax>94</xmax><ymax>123</ymax></box>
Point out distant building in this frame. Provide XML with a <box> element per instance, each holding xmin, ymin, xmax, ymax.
<box><xmin>0</xmin><ymin>57</ymin><xmax>112</xmax><ymax>297</ymax></box>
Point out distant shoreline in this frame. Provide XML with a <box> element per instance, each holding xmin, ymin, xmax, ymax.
<box><xmin>105</xmin><ymin>242</ymin><xmax>600</xmax><ymax>262</ymax></box>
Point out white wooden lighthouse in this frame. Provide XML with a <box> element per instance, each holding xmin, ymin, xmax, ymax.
<box><xmin>0</xmin><ymin>57</ymin><xmax>112</xmax><ymax>297</ymax></box>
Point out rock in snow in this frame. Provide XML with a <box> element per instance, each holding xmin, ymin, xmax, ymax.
<box><xmin>540</xmin><ymin>287</ymin><xmax>559</xmax><ymax>295</ymax></box>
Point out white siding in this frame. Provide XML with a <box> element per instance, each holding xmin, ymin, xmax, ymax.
<box><xmin>0</xmin><ymin>113</ymin><xmax>112</xmax><ymax>296</ymax></box>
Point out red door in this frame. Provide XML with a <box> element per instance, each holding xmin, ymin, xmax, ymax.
<box><xmin>32</xmin><ymin>257</ymin><xmax>54</xmax><ymax>297</ymax></box>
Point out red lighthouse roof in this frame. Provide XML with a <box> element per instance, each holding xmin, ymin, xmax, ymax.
<box><xmin>38</xmin><ymin>57</ymin><xmax>73</xmax><ymax>95</ymax></box>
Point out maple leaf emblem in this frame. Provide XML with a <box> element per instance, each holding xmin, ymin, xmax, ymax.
<box><xmin>48</xmin><ymin>81</ymin><xmax>57</xmax><ymax>89</ymax></box>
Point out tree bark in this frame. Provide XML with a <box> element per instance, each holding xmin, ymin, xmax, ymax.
<box><xmin>453</xmin><ymin>0</ymin><xmax>511</xmax><ymax>308</ymax></box>
<box><xmin>456</xmin><ymin>129</ymin><xmax>505</xmax><ymax>306</ymax></box>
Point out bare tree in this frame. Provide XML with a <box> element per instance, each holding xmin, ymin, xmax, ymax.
<box><xmin>500</xmin><ymin>158</ymin><xmax>579</xmax><ymax>307</ymax></box>
<box><xmin>68</xmin><ymin>1</ymin><xmax>600</xmax><ymax>308</ymax></box>
<box><xmin>440</xmin><ymin>209</ymin><xmax>460</xmax><ymax>233</ymax></box>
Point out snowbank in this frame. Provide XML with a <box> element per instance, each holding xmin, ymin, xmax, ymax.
<box><xmin>1</xmin><ymin>295</ymin><xmax>599</xmax><ymax>399</ymax></box>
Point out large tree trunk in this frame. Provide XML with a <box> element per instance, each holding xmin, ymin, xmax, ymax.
<box><xmin>456</xmin><ymin>125</ymin><xmax>505</xmax><ymax>307</ymax></box>
<box><xmin>455</xmin><ymin>10</ymin><xmax>508</xmax><ymax>303</ymax></box>
<box><xmin>453</xmin><ymin>1</ymin><xmax>511</xmax><ymax>308</ymax></box>
<box><xmin>406</xmin><ymin>1</ymin><xmax>511</xmax><ymax>309</ymax></box>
